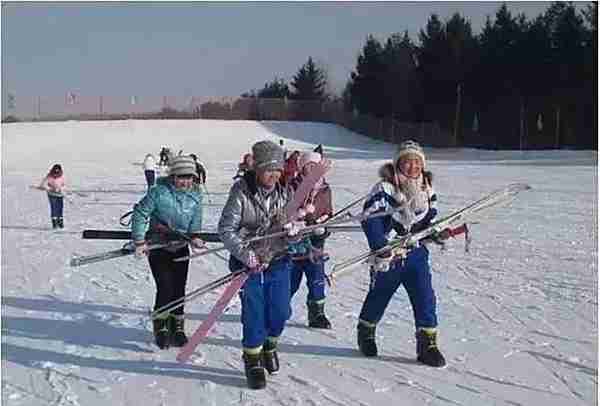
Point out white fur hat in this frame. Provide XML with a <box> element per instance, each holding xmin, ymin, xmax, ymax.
<box><xmin>298</xmin><ymin>151</ymin><xmax>322</xmax><ymax>169</ymax></box>
<box><xmin>395</xmin><ymin>140</ymin><xmax>426</xmax><ymax>168</ymax></box>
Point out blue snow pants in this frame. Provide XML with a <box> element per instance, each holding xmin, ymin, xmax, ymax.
<box><xmin>47</xmin><ymin>194</ymin><xmax>64</xmax><ymax>218</ymax></box>
<box><xmin>358</xmin><ymin>246</ymin><xmax>438</xmax><ymax>329</ymax></box>
<box><xmin>290</xmin><ymin>258</ymin><xmax>326</xmax><ymax>303</ymax></box>
<box><xmin>231</xmin><ymin>255</ymin><xmax>292</xmax><ymax>349</ymax></box>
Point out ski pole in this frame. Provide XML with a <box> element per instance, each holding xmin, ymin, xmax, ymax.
<box><xmin>329</xmin><ymin>193</ymin><xmax>368</xmax><ymax>221</ymax></box>
<box><xmin>175</xmin><ymin>206</ymin><xmax>402</xmax><ymax>263</ymax></box>
<box><xmin>201</xmin><ymin>183</ymin><xmax>213</xmax><ymax>204</ymax></box>
<box><xmin>151</xmin><ymin>270</ymin><xmax>244</xmax><ymax>319</ymax></box>
<box><xmin>70</xmin><ymin>241</ymin><xmax>185</xmax><ymax>267</ymax></box>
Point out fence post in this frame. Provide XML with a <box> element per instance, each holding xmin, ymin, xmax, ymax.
<box><xmin>555</xmin><ymin>105</ymin><xmax>560</xmax><ymax>149</ymax></box>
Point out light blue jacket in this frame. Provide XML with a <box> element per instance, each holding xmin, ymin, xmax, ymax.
<box><xmin>131</xmin><ymin>177</ymin><xmax>203</xmax><ymax>242</ymax></box>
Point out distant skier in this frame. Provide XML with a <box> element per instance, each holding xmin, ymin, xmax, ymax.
<box><xmin>233</xmin><ymin>152</ymin><xmax>254</xmax><ymax>180</ymax></box>
<box><xmin>356</xmin><ymin>140</ymin><xmax>449</xmax><ymax>367</ymax></box>
<box><xmin>159</xmin><ymin>147</ymin><xmax>169</xmax><ymax>166</ymax></box>
<box><xmin>131</xmin><ymin>155</ymin><xmax>206</xmax><ymax>350</ymax></box>
<box><xmin>279</xmin><ymin>139</ymin><xmax>287</xmax><ymax>159</ymax></box>
<box><xmin>288</xmin><ymin>150</ymin><xmax>333</xmax><ymax>329</ymax></box>
<box><xmin>143</xmin><ymin>153</ymin><xmax>157</xmax><ymax>189</ymax></box>
<box><xmin>218</xmin><ymin>140</ymin><xmax>293</xmax><ymax>390</ymax></box>
<box><xmin>189</xmin><ymin>154</ymin><xmax>207</xmax><ymax>185</ymax></box>
<box><xmin>38</xmin><ymin>163</ymin><xmax>67</xmax><ymax>229</ymax></box>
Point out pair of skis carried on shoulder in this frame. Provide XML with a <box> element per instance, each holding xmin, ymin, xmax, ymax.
<box><xmin>325</xmin><ymin>183</ymin><xmax>532</xmax><ymax>283</ymax></box>
<box><xmin>72</xmin><ymin>187</ymin><xmax>369</xmax><ymax>267</ymax></box>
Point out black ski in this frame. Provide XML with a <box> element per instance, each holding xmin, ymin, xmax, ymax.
<box><xmin>81</xmin><ymin>229</ymin><xmax>221</xmax><ymax>243</ymax></box>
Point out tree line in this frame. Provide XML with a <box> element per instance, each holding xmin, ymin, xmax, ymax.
<box><xmin>246</xmin><ymin>2</ymin><xmax>597</xmax><ymax>149</ymax></box>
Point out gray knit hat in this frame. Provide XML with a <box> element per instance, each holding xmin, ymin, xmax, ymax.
<box><xmin>252</xmin><ymin>140</ymin><xmax>284</xmax><ymax>171</ymax></box>
<box><xmin>169</xmin><ymin>155</ymin><xmax>197</xmax><ymax>177</ymax></box>
<box><xmin>395</xmin><ymin>140</ymin><xmax>426</xmax><ymax>168</ymax></box>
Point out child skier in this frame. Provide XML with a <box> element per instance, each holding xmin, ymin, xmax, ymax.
<box><xmin>38</xmin><ymin>163</ymin><xmax>67</xmax><ymax>229</ymax></box>
<box><xmin>218</xmin><ymin>140</ymin><xmax>294</xmax><ymax>390</ymax></box>
<box><xmin>356</xmin><ymin>140</ymin><xmax>448</xmax><ymax>367</ymax></box>
<box><xmin>143</xmin><ymin>153</ymin><xmax>157</xmax><ymax>188</ymax></box>
<box><xmin>288</xmin><ymin>150</ymin><xmax>333</xmax><ymax>329</ymax></box>
<box><xmin>189</xmin><ymin>154</ymin><xmax>207</xmax><ymax>185</ymax></box>
<box><xmin>131</xmin><ymin>155</ymin><xmax>206</xmax><ymax>350</ymax></box>
<box><xmin>234</xmin><ymin>153</ymin><xmax>254</xmax><ymax>180</ymax></box>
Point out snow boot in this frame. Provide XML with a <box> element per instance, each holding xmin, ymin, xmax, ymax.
<box><xmin>243</xmin><ymin>349</ymin><xmax>267</xmax><ymax>390</ymax></box>
<box><xmin>57</xmin><ymin>217</ymin><xmax>64</xmax><ymax>229</ymax></box>
<box><xmin>262</xmin><ymin>337</ymin><xmax>280</xmax><ymax>375</ymax></box>
<box><xmin>152</xmin><ymin>317</ymin><xmax>170</xmax><ymax>349</ymax></box>
<box><xmin>416</xmin><ymin>328</ymin><xmax>446</xmax><ymax>367</ymax></box>
<box><xmin>357</xmin><ymin>320</ymin><xmax>378</xmax><ymax>357</ymax></box>
<box><xmin>51</xmin><ymin>217</ymin><xmax>58</xmax><ymax>229</ymax></box>
<box><xmin>168</xmin><ymin>314</ymin><xmax>188</xmax><ymax>347</ymax></box>
<box><xmin>307</xmin><ymin>300</ymin><xmax>332</xmax><ymax>329</ymax></box>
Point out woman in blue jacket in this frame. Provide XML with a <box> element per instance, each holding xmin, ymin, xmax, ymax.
<box><xmin>357</xmin><ymin>140</ymin><xmax>448</xmax><ymax>367</ymax></box>
<box><xmin>131</xmin><ymin>155</ymin><xmax>205</xmax><ymax>349</ymax></box>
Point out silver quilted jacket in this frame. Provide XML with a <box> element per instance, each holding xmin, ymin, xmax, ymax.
<box><xmin>218</xmin><ymin>173</ymin><xmax>291</xmax><ymax>267</ymax></box>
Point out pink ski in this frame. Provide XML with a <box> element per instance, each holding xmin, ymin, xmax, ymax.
<box><xmin>176</xmin><ymin>272</ymin><xmax>248</xmax><ymax>363</ymax></box>
<box><xmin>285</xmin><ymin>160</ymin><xmax>330</xmax><ymax>220</ymax></box>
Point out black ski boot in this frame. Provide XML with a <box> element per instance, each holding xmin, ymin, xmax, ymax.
<box><xmin>243</xmin><ymin>350</ymin><xmax>267</xmax><ymax>390</ymax></box>
<box><xmin>357</xmin><ymin>321</ymin><xmax>378</xmax><ymax>357</ymax></box>
<box><xmin>307</xmin><ymin>300</ymin><xmax>332</xmax><ymax>329</ymax></box>
<box><xmin>262</xmin><ymin>338</ymin><xmax>280</xmax><ymax>375</ymax></box>
<box><xmin>168</xmin><ymin>314</ymin><xmax>188</xmax><ymax>347</ymax></box>
<box><xmin>152</xmin><ymin>318</ymin><xmax>170</xmax><ymax>349</ymax></box>
<box><xmin>57</xmin><ymin>217</ymin><xmax>64</xmax><ymax>229</ymax></box>
<box><xmin>416</xmin><ymin>328</ymin><xmax>446</xmax><ymax>367</ymax></box>
<box><xmin>51</xmin><ymin>217</ymin><xmax>58</xmax><ymax>229</ymax></box>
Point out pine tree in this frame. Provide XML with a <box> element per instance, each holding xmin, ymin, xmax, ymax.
<box><xmin>290</xmin><ymin>57</ymin><xmax>326</xmax><ymax>101</ymax></box>
<box><xmin>258</xmin><ymin>77</ymin><xmax>290</xmax><ymax>99</ymax></box>
<box><xmin>349</xmin><ymin>35</ymin><xmax>386</xmax><ymax>117</ymax></box>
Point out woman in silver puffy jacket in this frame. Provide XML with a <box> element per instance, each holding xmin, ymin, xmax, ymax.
<box><xmin>218</xmin><ymin>140</ymin><xmax>293</xmax><ymax>390</ymax></box>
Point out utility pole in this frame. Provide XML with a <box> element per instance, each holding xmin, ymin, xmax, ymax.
<box><xmin>555</xmin><ymin>105</ymin><xmax>561</xmax><ymax>149</ymax></box>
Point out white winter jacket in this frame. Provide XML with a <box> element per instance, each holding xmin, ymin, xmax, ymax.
<box><xmin>143</xmin><ymin>155</ymin><xmax>156</xmax><ymax>172</ymax></box>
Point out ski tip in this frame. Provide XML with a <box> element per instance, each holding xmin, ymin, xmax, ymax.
<box><xmin>175</xmin><ymin>353</ymin><xmax>190</xmax><ymax>363</ymax></box>
<box><xmin>508</xmin><ymin>183</ymin><xmax>532</xmax><ymax>191</ymax></box>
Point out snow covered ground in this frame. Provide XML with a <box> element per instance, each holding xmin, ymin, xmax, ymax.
<box><xmin>1</xmin><ymin>119</ymin><xmax>597</xmax><ymax>406</ymax></box>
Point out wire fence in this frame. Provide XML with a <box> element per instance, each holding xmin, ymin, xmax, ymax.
<box><xmin>5</xmin><ymin>94</ymin><xmax>576</xmax><ymax>149</ymax></box>
<box><xmin>3</xmin><ymin>95</ymin><xmax>453</xmax><ymax>147</ymax></box>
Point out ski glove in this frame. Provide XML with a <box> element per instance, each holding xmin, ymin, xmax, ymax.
<box><xmin>246</xmin><ymin>251</ymin><xmax>267</xmax><ymax>274</ymax></box>
<box><xmin>189</xmin><ymin>237</ymin><xmax>206</xmax><ymax>253</ymax></box>
<box><xmin>284</xmin><ymin>220</ymin><xmax>306</xmax><ymax>237</ymax></box>
<box><xmin>370</xmin><ymin>251</ymin><xmax>393</xmax><ymax>272</ymax></box>
<box><xmin>313</xmin><ymin>214</ymin><xmax>330</xmax><ymax>236</ymax></box>
<box><xmin>134</xmin><ymin>241</ymin><xmax>148</xmax><ymax>258</ymax></box>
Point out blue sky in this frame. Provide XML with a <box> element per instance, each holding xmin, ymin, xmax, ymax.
<box><xmin>2</xmin><ymin>2</ymin><xmax>553</xmax><ymax>115</ymax></box>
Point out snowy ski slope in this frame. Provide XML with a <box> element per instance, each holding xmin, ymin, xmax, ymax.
<box><xmin>1</xmin><ymin>119</ymin><xmax>597</xmax><ymax>405</ymax></box>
